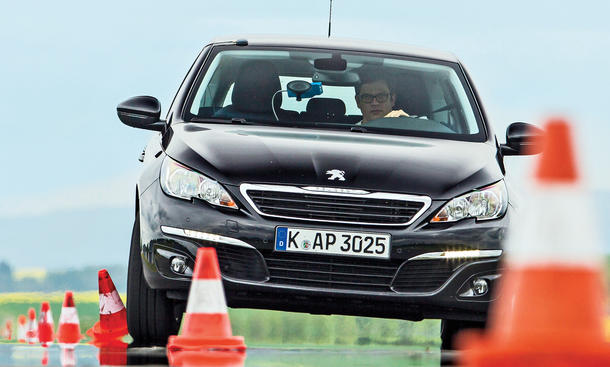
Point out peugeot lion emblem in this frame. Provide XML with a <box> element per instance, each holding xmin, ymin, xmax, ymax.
<box><xmin>326</xmin><ymin>169</ymin><xmax>346</xmax><ymax>181</ymax></box>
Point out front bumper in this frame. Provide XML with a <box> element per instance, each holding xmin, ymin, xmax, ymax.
<box><xmin>138</xmin><ymin>181</ymin><xmax>508</xmax><ymax>321</ymax></box>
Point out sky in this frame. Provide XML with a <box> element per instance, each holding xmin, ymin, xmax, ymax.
<box><xmin>0</xmin><ymin>0</ymin><xmax>609</xmax><ymax>267</ymax></box>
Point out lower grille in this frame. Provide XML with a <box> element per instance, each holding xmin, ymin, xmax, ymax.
<box><xmin>215</xmin><ymin>245</ymin><xmax>268</xmax><ymax>282</ymax></box>
<box><xmin>391</xmin><ymin>259</ymin><xmax>471</xmax><ymax>292</ymax></box>
<box><xmin>263</xmin><ymin>251</ymin><xmax>403</xmax><ymax>292</ymax></box>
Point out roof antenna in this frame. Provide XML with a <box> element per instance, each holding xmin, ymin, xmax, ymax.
<box><xmin>328</xmin><ymin>0</ymin><xmax>333</xmax><ymax>38</ymax></box>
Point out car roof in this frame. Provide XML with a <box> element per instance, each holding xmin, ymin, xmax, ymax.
<box><xmin>208</xmin><ymin>35</ymin><xmax>460</xmax><ymax>63</ymax></box>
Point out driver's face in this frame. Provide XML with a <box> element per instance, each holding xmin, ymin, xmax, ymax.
<box><xmin>355</xmin><ymin>80</ymin><xmax>396</xmax><ymax>123</ymax></box>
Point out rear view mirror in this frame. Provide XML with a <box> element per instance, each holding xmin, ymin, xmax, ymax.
<box><xmin>117</xmin><ymin>96</ymin><xmax>165</xmax><ymax>131</ymax></box>
<box><xmin>314</xmin><ymin>54</ymin><xmax>347</xmax><ymax>71</ymax></box>
<box><xmin>501</xmin><ymin>122</ymin><xmax>544</xmax><ymax>156</ymax></box>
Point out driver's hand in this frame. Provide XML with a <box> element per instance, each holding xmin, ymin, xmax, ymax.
<box><xmin>385</xmin><ymin>109</ymin><xmax>409</xmax><ymax>118</ymax></box>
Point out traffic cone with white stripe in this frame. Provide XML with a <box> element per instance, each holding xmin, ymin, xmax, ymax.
<box><xmin>87</xmin><ymin>269</ymin><xmax>128</xmax><ymax>342</ymax></box>
<box><xmin>38</xmin><ymin>301</ymin><xmax>55</xmax><ymax>347</ymax></box>
<box><xmin>56</xmin><ymin>291</ymin><xmax>82</xmax><ymax>345</ymax></box>
<box><xmin>167</xmin><ymin>247</ymin><xmax>246</xmax><ymax>354</ymax></box>
<box><xmin>17</xmin><ymin>314</ymin><xmax>26</xmax><ymax>343</ymax></box>
<box><xmin>458</xmin><ymin>119</ymin><xmax>610</xmax><ymax>366</ymax></box>
<box><xmin>25</xmin><ymin>308</ymin><xmax>37</xmax><ymax>344</ymax></box>
<box><xmin>3</xmin><ymin>320</ymin><xmax>12</xmax><ymax>341</ymax></box>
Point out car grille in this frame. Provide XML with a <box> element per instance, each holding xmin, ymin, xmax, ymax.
<box><xmin>391</xmin><ymin>259</ymin><xmax>472</xmax><ymax>292</ymax></box>
<box><xmin>244</xmin><ymin>189</ymin><xmax>426</xmax><ymax>225</ymax></box>
<box><xmin>263</xmin><ymin>251</ymin><xmax>404</xmax><ymax>292</ymax></box>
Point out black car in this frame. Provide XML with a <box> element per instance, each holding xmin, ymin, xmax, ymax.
<box><xmin>118</xmin><ymin>36</ymin><xmax>540</xmax><ymax>348</ymax></box>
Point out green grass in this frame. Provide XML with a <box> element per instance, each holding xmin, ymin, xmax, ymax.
<box><xmin>0</xmin><ymin>292</ymin><xmax>441</xmax><ymax>347</ymax></box>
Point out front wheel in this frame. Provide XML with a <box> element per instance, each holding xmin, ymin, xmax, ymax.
<box><xmin>440</xmin><ymin>319</ymin><xmax>485</xmax><ymax>351</ymax></box>
<box><xmin>126</xmin><ymin>212</ymin><xmax>181</xmax><ymax>345</ymax></box>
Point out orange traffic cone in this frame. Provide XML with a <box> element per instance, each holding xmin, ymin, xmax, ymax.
<box><xmin>38</xmin><ymin>301</ymin><xmax>55</xmax><ymax>347</ymax></box>
<box><xmin>459</xmin><ymin>119</ymin><xmax>610</xmax><ymax>366</ymax></box>
<box><xmin>3</xmin><ymin>320</ymin><xmax>12</xmax><ymax>340</ymax></box>
<box><xmin>25</xmin><ymin>307</ymin><xmax>38</xmax><ymax>344</ymax></box>
<box><xmin>17</xmin><ymin>314</ymin><xmax>26</xmax><ymax>343</ymax></box>
<box><xmin>87</xmin><ymin>269</ymin><xmax>128</xmax><ymax>342</ymax></box>
<box><xmin>56</xmin><ymin>291</ymin><xmax>82</xmax><ymax>345</ymax></box>
<box><xmin>167</xmin><ymin>247</ymin><xmax>246</xmax><ymax>356</ymax></box>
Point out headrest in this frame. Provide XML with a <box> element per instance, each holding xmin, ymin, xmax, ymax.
<box><xmin>306</xmin><ymin>98</ymin><xmax>346</xmax><ymax>117</ymax></box>
<box><xmin>393</xmin><ymin>73</ymin><xmax>431</xmax><ymax>117</ymax></box>
<box><xmin>232</xmin><ymin>61</ymin><xmax>282</xmax><ymax>113</ymax></box>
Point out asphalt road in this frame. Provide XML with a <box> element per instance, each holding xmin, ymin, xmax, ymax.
<box><xmin>0</xmin><ymin>344</ymin><xmax>456</xmax><ymax>366</ymax></box>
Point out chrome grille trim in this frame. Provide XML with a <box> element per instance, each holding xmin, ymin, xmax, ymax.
<box><xmin>240</xmin><ymin>183</ymin><xmax>432</xmax><ymax>226</ymax></box>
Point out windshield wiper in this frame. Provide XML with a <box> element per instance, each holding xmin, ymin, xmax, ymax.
<box><xmin>230</xmin><ymin>118</ymin><xmax>254</xmax><ymax>125</ymax></box>
<box><xmin>350</xmin><ymin>126</ymin><xmax>368</xmax><ymax>133</ymax></box>
<box><xmin>189</xmin><ymin>117</ymin><xmax>254</xmax><ymax>125</ymax></box>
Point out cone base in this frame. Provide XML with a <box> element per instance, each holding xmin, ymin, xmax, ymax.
<box><xmin>460</xmin><ymin>331</ymin><xmax>610</xmax><ymax>367</ymax></box>
<box><xmin>87</xmin><ymin>321</ymin><xmax>128</xmax><ymax>342</ymax></box>
<box><xmin>167</xmin><ymin>334</ymin><xmax>247</xmax><ymax>352</ymax></box>
<box><xmin>167</xmin><ymin>350</ymin><xmax>246</xmax><ymax>367</ymax></box>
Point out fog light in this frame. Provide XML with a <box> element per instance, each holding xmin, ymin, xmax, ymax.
<box><xmin>473</xmin><ymin>278</ymin><xmax>489</xmax><ymax>296</ymax></box>
<box><xmin>170</xmin><ymin>257</ymin><xmax>188</xmax><ymax>275</ymax></box>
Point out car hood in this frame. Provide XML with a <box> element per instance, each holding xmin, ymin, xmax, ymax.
<box><xmin>165</xmin><ymin>123</ymin><xmax>502</xmax><ymax>199</ymax></box>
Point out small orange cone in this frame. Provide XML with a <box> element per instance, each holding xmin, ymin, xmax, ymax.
<box><xmin>38</xmin><ymin>301</ymin><xmax>55</xmax><ymax>347</ymax></box>
<box><xmin>25</xmin><ymin>307</ymin><xmax>38</xmax><ymax>344</ymax></box>
<box><xmin>17</xmin><ymin>314</ymin><xmax>26</xmax><ymax>343</ymax></box>
<box><xmin>87</xmin><ymin>269</ymin><xmax>128</xmax><ymax>342</ymax></box>
<box><xmin>3</xmin><ymin>320</ymin><xmax>12</xmax><ymax>340</ymax></box>
<box><xmin>167</xmin><ymin>247</ymin><xmax>246</xmax><ymax>356</ymax></box>
<box><xmin>458</xmin><ymin>119</ymin><xmax>610</xmax><ymax>366</ymax></box>
<box><xmin>56</xmin><ymin>291</ymin><xmax>82</xmax><ymax>345</ymax></box>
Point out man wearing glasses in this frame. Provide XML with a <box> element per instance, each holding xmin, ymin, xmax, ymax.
<box><xmin>355</xmin><ymin>70</ymin><xmax>408</xmax><ymax>124</ymax></box>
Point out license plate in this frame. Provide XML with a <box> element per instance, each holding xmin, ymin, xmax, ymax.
<box><xmin>274</xmin><ymin>227</ymin><xmax>391</xmax><ymax>259</ymax></box>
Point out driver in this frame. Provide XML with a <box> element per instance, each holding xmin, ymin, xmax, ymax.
<box><xmin>355</xmin><ymin>70</ymin><xmax>408</xmax><ymax>124</ymax></box>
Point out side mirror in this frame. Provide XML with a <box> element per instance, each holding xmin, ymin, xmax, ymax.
<box><xmin>117</xmin><ymin>96</ymin><xmax>165</xmax><ymax>131</ymax></box>
<box><xmin>501</xmin><ymin>122</ymin><xmax>544</xmax><ymax>156</ymax></box>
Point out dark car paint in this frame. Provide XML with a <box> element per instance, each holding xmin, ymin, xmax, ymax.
<box><xmin>163</xmin><ymin>123</ymin><xmax>503</xmax><ymax>200</ymax></box>
<box><xmin>131</xmin><ymin>38</ymin><xmax>512</xmax><ymax>322</ymax></box>
<box><xmin>137</xmin><ymin>177</ymin><xmax>507</xmax><ymax>321</ymax></box>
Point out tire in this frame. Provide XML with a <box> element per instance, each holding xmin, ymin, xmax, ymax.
<box><xmin>440</xmin><ymin>319</ymin><xmax>485</xmax><ymax>351</ymax></box>
<box><xmin>127</xmin><ymin>212</ymin><xmax>181</xmax><ymax>345</ymax></box>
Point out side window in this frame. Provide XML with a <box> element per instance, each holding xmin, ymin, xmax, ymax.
<box><xmin>428</xmin><ymin>79</ymin><xmax>453</xmax><ymax>128</ymax></box>
<box><xmin>188</xmin><ymin>54</ymin><xmax>224</xmax><ymax>115</ymax></box>
<box><xmin>222</xmin><ymin>83</ymin><xmax>234</xmax><ymax>107</ymax></box>
<box><xmin>427</xmin><ymin>77</ymin><xmax>473</xmax><ymax>134</ymax></box>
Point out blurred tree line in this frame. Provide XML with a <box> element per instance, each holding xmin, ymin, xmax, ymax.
<box><xmin>0</xmin><ymin>260</ymin><xmax>126</xmax><ymax>293</ymax></box>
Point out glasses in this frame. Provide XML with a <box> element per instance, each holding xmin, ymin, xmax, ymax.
<box><xmin>358</xmin><ymin>93</ymin><xmax>390</xmax><ymax>103</ymax></box>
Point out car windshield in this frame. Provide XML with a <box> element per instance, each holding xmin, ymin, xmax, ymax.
<box><xmin>185</xmin><ymin>47</ymin><xmax>484</xmax><ymax>141</ymax></box>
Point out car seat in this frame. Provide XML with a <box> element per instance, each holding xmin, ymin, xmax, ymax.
<box><xmin>393</xmin><ymin>73</ymin><xmax>432</xmax><ymax>118</ymax></box>
<box><xmin>214</xmin><ymin>60</ymin><xmax>298</xmax><ymax>122</ymax></box>
<box><xmin>300</xmin><ymin>98</ymin><xmax>347</xmax><ymax>123</ymax></box>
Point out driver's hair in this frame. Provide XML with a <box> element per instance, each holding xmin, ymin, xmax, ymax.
<box><xmin>355</xmin><ymin>68</ymin><xmax>396</xmax><ymax>96</ymax></box>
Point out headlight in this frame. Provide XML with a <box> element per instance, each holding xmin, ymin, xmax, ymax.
<box><xmin>160</xmin><ymin>157</ymin><xmax>238</xmax><ymax>209</ymax></box>
<box><xmin>431</xmin><ymin>180</ymin><xmax>507</xmax><ymax>223</ymax></box>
